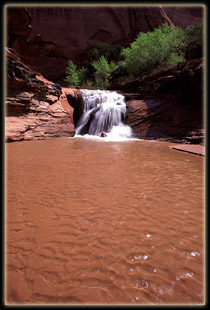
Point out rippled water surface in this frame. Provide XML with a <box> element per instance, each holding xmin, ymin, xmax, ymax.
<box><xmin>5</xmin><ymin>138</ymin><xmax>205</xmax><ymax>304</ymax></box>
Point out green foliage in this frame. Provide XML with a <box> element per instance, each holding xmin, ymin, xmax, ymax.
<box><xmin>167</xmin><ymin>53</ymin><xmax>185</xmax><ymax>67</ymax></box>
<box><xmin>64</xmin><ymin>23</ymin><xmax>203</xmax><ymax>88</ymax></box>
<box><xmin>184</xmin><ymin>24</ymin><xmax>203</xmax><ymax>48</ymax></box>
<box><xmin>78</xmin><ymin>67</ymin><xmax>88</xmax><ymax>87</ymax></box>
<box><xmin>87</xmin><ymin>42</ymin><xmax>122</xmax><ymax>63</ymax></box>
<box><xmin>64</xmin><ymin>60</ymin><xmax>79</xmax><ymax>87</ymax></box>
<box><xmin>82</xmin><ymin>42</ymin><xmax>122</xmax><ymax>88</ymax></box>
<box><xmin>64</xmin><ymin>42</ymin><xmax>122</xmax><ymax>89</ymax></box>
<box><xmin>183</xmin><ymin>24</ymin><xmax>203</xmax><ymax>59</ymax></box>
<box><xmin>64</xmin><ymin>56</ymin><xmax>114</xmax><ymax>89</ymax></box>
<box><xmin>86</xmin><ymin>80</ymin><xmax>95</xmax><ymax>89</ymax></box>
<box><xmin>121</xmin><ymin>23</ymin><xmax>185</xmax><ymax>77</ymax></box>
<box><xmin>87</xmin><ymin>47</ymin><xmax>100</xmax><ymax>63</ymax></box>
<box><xmin>109</xmin><ymin>61</ymin><xmax>118</xmax><ymax>73</ymax></box>
<box><xmin>92</xmin><ymin>56</ymin><xmax>111</xmax><ymax>89</ymax></box>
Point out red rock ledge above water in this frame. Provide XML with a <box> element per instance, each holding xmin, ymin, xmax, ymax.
<box><xmin>109</xmin><ymin>58</ymin><xmax>204</xmax><ymax>145</ymax></box>
<box><xmin>170</xmin><ymin>144</ymin><xmax>205</xmax><ymax>156</ymax></box>
<box><xmin>5</xmin><ymin>48</ymin><xmax>80</xmax><ymax>142</ymax></box>
<box><xmin>5</xmin><ymin>7</ymin><xmax>82</xmax><ymax>142</ymax></box>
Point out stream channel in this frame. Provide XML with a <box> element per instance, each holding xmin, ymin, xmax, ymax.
<box><xmin>5</xmin><ymin>90</ymin><xmax>205</xmax><ymax>304</ymax></box>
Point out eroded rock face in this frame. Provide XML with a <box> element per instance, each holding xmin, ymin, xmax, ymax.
<box><xmin>5</xmin><ymin>48</ymin><xmax>76</xmax><ymax>142</ymax></box>
<box><xmin>7</xmin><ymin>7</ymin><xmax>57</xmax><ymax>66</ymax></box>
<box><xmin>162</xmin><ymin>6</ymin><xmax>203</xmax><ymax>28</ymax></box>
<box><xmin>126</xmin><ymin>97</ymin><xmax>204</xmax><ymax>144</ymax></box>
<box><xmin>5</xmin><ymin>6</ymin><xmax>204</xmax><ymax>143</ymax></box>
<box><xmin>27</xmin><ymin>6</ymin><xmax>203</xmax><ymax>81</ymax></box>
<box><xmin>111</xmin><ymin>58</ymin><xmax>204</xmax><ymax>144</ymax></box>
<box><xmin>65</xmin><ymin>90</ymin><xmax>84</xmax><ymax>127</ymax></box>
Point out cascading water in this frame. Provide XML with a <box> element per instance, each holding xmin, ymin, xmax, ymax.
<box><xmin>75</xmin><ymin>89</ymin><xmax>133</xmax><ymax>141</ymax></box>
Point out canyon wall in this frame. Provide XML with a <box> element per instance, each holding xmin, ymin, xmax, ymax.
<box><xmin>5</xmin><ymin>5</ymin><xmax>204</xmax><ymax>143</ymax></box>
<box><xmin>6</xmin><ymin>46</ymin><xmax>78</xmax><ymax>142</ymax></box>
<box><xmin>26</xmin><ymin>6</ymin><xmax>203</xmax><ymax>81</ymax></box>
<box><xmin>6</xmin><ymin>7</ymin><xmax>78</xmax><ymax>142</ymax></box>
<box><xmin>108</xmin><ymin>58</ymin><xmax>204</xmax><ymax>144</ymax></box>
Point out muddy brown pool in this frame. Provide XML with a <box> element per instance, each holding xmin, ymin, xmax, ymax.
<box><xmin>5</xmin><ymin>137</ymin><xmax>205</xmax><ymax>305</ymax></box>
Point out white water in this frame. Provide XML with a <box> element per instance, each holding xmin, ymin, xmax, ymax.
<box><xmin>75</xmin><ymin>89</ymin><xmax>133</xmax><ymax>141</ymax></box>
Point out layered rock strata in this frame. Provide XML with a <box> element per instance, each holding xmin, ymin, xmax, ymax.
<box><xmin>5</xmin><ymin>48</ymin><xmax>77</xmax><ymax>142</ymax></box>
<box><xmin>5</xmin><ymin>6</ymin><xmax>204</xmax><ymax>143</ymax></box>
<box><xmin>108</xmin><ymin>58</ymin><xmax>204</xmax><ymax>144</ymax></box>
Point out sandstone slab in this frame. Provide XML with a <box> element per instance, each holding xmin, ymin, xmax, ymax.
<box><xmin>169</xmin><ymin>144</ymin><xmax>205</xmax><ymax>156</ymax></box>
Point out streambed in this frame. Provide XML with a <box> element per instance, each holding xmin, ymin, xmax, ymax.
<box><xmin>5</xmin><ymin>137</ymin><xmax>205</xmax><ymax>304</ymax></box>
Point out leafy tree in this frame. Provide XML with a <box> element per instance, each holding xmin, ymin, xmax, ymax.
<box><xmin>64</xmin><ymin>57</ymin><xmax>115</xmax><ymax>89</ymax></box>
<box><xmin>86</xmin><ymin>80</ymin><xmax>94</xmax><ymax>89</ymax></box>
<box><xmin>92</xmin><ymin>56</ymin><xmax>111</xmax><ymax>89</ymax></box>
<box><xmin>87</xmin><ymin>47</ymin><xmax>100</xmax><ymax>62</ymax></box>
<box><xmin>87</xmin><ymin>42</ymin><xmax>122</xmax><ymax>63</ymax></box>
<box><xmin>78</xmin><ymin>67</ymin><xmax>88</xmax><ymax>87</ymax></box>
<box><xmin>109</xmin><ymin>61</ymin><xmax>118</xmax><ymax>72</ymax></box>
<box><xmin>121</xmin><ymin>23</ymin><xmax>185</xmax><ymax>77</ymax></box>
<box><xmin>64</xmin><ymin>60</ymin><xmax>79</xmax><ymax>87</ymax></box>
<box><xmin>183</xmin><ymin>24</ymin><xmax>203</xmax><ymax>59</ymax></box>
<box><xmin>167</xmin><ymin>53</ymin><xmax>184</xmax><ymax>67</ymax></box>
<box><xmin>64</xmin><ymin>23</ymin><xmax>203</xmax><ymax>88</ymax></box>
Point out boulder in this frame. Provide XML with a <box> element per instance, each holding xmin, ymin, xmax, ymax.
<box><xmin>65</xmin><ymin>89</ymin><xmax>84</xmax><ymax>127</ymax></box>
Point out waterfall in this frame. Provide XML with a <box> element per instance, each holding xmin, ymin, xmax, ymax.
<box><xmin>75</xmin><ymin>89</ymin><xmax>133</xmax><ymax>141</ymax></box>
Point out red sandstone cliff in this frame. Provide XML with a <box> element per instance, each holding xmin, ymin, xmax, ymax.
<box><xmin>5</xmin><ymin>5</ymin><xmax>204</xmax><ymax>143</ymax></box>
<box><xmin>6</xmin><ymin>47</ymin><xmax>78</xmax><ymax>142</ymax></box>
<box><xmin>108</xmin><ymin>58</ymin><xmax>204</xmax><ymax>144</ymax></box>
<box><xmin>6</xmin><ymin>5</ymin><xmax>204</xmax><ymax>82</ymax></box>
<box><xmin>26</xmin><ymin>6</ymin><xmax>203</xmax><ymax>81</ymax></box>
<box><xmin>5</xmin><ymin>7</ymin><xmax>82</xmax><ymax>142</ymax></box>
<box><xmin>7</xmin><ymin>8</ymin><xmax>57</xmax><ymax>66</ymax></box>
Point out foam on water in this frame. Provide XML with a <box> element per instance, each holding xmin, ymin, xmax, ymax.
<box><xmin>75</xmin><ymin>89</ymin><xmax>135</xmax><ymax>141</ymax></box>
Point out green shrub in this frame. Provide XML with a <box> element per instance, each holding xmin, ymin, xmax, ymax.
<box><xmin>86</xmin><ymin>80</ymin><xmax>94</xmax><ymax>89</ymax></box>
<box><xmin>64</xmin><ymin>56</ymin><xmax>115</xmax><ymax>89</ymax></box>
<box><xmin>167</xmin><ymin>53</ymin><xmax>185</xmax><ymax>67</ymax></box>
<box><xmin>109</xmin><ymin>61</ymin><xmax>118</xmax><ymax>72</ymax></box>
<box><xmin>78</xmin><ymin>67</ymin><xmax>88</xmax><ymax>87</ymax></box>
<box><xmin>64</xmin><ymin>60</ymin><xmax>79</xmax><ymax>87</ymax></box>
<box><xmin>64</xmin><ymin>23</ymin><xmax>203</xmax><ymax>88</ymax></box>
<box><xmin>183</xmin><ymin>24</ymin><xmax>203</xmax><ymax>59</ymax></box>
<box><xmin>87</xmin><ymin>42</ymin><xmax>122</xmax><ymax>63</ymax></box>
<box><xmin>92</xmin><ymin>56</ymin><xmax>111</xmax><ymax>89</ymax></box>
<box><xmin>87</xmin><ymin>47</ymin><xmax>100</xmax><ymax>63</ymax></box>
<box><xmin>121</xmin><ymin>23</ymin><xmax>185</xmax><ymax>77</ymax></box>
<box><xmin>64</xmin><ymin>42</ymin><xmax>123</xmax><ymax>89</ymax></box>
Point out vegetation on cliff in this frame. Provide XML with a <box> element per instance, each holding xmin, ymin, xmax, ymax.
<box><xmin>64</xmin><ymin>23</ymin><xmax>203</xmax><ymax>89</ymax></box>
<box><xmin>121</xmin><ymin>23</ymin><xmax>185</xmax><ymax>77</ymax></box>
